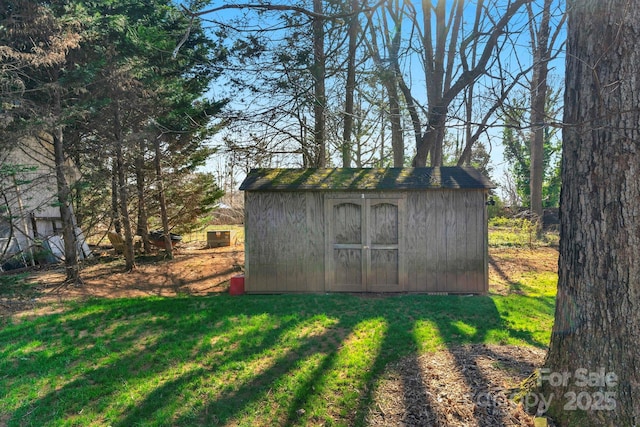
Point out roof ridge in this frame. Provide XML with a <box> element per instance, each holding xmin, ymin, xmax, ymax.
<box><xmin>239</xmin><ymin>167</ymin><xmax>495</xmax><ymax>191</ymax></box>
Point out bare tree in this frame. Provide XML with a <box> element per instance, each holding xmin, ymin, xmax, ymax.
<box><xmin>363</xmin><ymin>0</ymin><xmax>406</xmax><ymax>167</ymax></box>
<box><xmin>188</xmin><ymin>1</ymin><xmax>541</xmax><ymax>173</ymax></box>
<box><xmin>312</xmin><ymin>0</ymin><xmax>327</xmax><ymax>166</ymax></box>
<box><xmin>341</xmin><ymin>0</ymin><xmax>360</xmax><ymax>167</ymax></box>
<box><xmin>362</xmin><ymin>0</ymin><xmax>532</xmax><ymax>168</ymax></box>
<box><xmin>184</xmin><ymin>1</ymin><xmax>389</xmax><ymax>168</ymax></box>
<box><xmin>527</xmin><ymin>0</ymin><xmax>565</xmax><ymax>219</ymax></box>
<box><xmin>404</xmin><ymin>0</ymin><xmax>528</xmax><ymax>167</ymax></box>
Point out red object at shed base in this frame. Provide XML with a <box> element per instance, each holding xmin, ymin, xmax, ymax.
<box><xmin>229</xmin><ymin>275</ymin><xmax>245</xmax><ymax>295</ymax></box>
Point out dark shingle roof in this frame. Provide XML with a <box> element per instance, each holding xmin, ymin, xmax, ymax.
<box><xmin>239</xmin><ymin>167</ymin><xmax>494</xmax><ymax>191</ymax></box>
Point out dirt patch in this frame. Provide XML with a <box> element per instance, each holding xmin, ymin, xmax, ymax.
<box><xmin>0</xmin><ymin>243</ymin><xmax>244</xmax><ymax>316</ymax></box>
<box><xmin>367</xmin><ymin>344</ymin><xmax>547</xmax><ymax>426</ymax></box>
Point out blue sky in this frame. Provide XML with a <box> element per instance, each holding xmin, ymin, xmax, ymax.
<box><xmin>188</xmin><ymin>0</ymin><xmax>567</xmax><ymax>199</ymax></box>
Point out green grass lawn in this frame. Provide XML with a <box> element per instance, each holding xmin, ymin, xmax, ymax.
<box><xmin>0</xmin><ymin>272</ymin><xmax>556</xmax><ymax>427</ymax></box>
<box><xmin>489</xmin><ymin>217</ymin><xmax>559</xmax><ymax>248</ymax></box>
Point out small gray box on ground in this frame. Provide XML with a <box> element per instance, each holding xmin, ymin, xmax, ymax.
<box><xmin>207</xmin><ymin>231</ymin><xmax>231</xmax><ymax>248</ymax></box>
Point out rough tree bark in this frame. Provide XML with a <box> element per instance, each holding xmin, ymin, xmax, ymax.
<box><xmin>135</xmin><ymin>139</ymin><xmax>151</xmax><ymax>253</ymax></box>
<box><xmin>154</xmin><ymin>138</ymin><xmax>173</xmax><ymax>260</ymax></box>
<box><xmin>541</xmin><ymin>1</ymin><xmax>640</xmax><ymax>425</ymax></box>
<box><xmin>52</xmin><ymin>87</ymin><xmax>80</xmax><ymax>283</ymax></box>
<box><xmin>114</xmin><ymin>101</ymin><xmax>136</xmax><ymax>271</ymax></box>
<box><xmin>111</xmin><ymin>166</ymin><xmax>121</xmax><ymax>234</ymax></box>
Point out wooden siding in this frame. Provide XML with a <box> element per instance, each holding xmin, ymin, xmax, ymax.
<box><xmin>244</xmin><ymin>189</ymin><xmax>488</xmax><ymax>294</ymax></box>
<box><xmin>405</xmin><ymin>189</ymin><xmax>487</xmax><ymax>293</ymax></box>
<box><xmin>244</xmin><ymin>192</ymin><xmax>324</xmax><ymax>293</ymax></box>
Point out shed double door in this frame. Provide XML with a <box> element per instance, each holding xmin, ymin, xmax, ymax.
<box><xmin>326</xmin><ymin>197</ymin><xmax>404</xmax><ymax>292</ymax></box>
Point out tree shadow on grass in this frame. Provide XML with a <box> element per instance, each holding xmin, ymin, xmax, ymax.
<box><xmin>1</xmin><ymin>292</ymin><xmax>551</xmax><ymax>426</ymax></box>
<box><xmin>436</xmin><ymin>297</ymin><xmax>546</xmax><ymax>427</ymax></box>
<box><xmin>117</xmin><ymin>321</ymin><xmax>349</xmax><ymax>426</ymax></box>
<box><xmin>2</xmin><ymin>297</ymin><xmax>306</xmax><ymax>424</ymax></box>
<box><xmin>355</xmin><ymin>294</ymin><xmax>549</xmax><ymax>426</ymax></box>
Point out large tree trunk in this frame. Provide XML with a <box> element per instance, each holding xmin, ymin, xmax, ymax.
<box><xmin>541</xmin><ymin>1</ymin><xmax>640</xmax><ymax>425</ymax></box>
<box><xmin>386</xmin><ymin>82</ymin><xmax>404</xmax><ymax>167</ymax></box>
<box><xmin>412</xmin><ymin>107</ymin><xmax>447</xmax><ymax>167</ymax></box>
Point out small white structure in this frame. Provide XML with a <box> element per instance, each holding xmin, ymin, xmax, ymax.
<box><xmin>1</xmin><ymin>135</ymin><xmax>90</xmax><ymax>270</ymax></box>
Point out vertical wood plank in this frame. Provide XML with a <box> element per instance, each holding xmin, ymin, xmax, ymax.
<box><xmin>405</xmin><ymin>193</ymin><xmax>419</xmax><ymax>292</ymax></box>
<box><xmin>454</xmin><ymin>191</ymin><xmax>468</xmax><ymax>292</ymax></box>
<box><xmin>464</xmin><ymin>191</ymin><xmax>478</xmax><ymax>292</ymax></box>
<box><xmin>445</xmin><ymin>191</ymin><xmax>455</xmax><ymax>292</ymax></box>
<box><xmin>244</xmin><ymin>191</ymin><xmax>311</xmax><ymax>293</ymax></box>
<box><xmin>335</xmin><ymin>249</ymin><xmax>363</xmax><ymax>286</ymax></box>
<box><xmin>397</xmin><ymin>197</ymin><xmax>407</xmax><ymax>291</ymax></box>
<box><xmin>423</xmin><ymin>192</ymin><xmax>438</xmax><ymax>292</ymax></box>
<box><xmin>325</xmin><ymin>198</ymin><xmax>365</xmax><ymax>292</ymax></box>
<box><xmin>243</xmin><ymin>192</ymin><xmax>252</xmax><ymax>292</ymax></box>
<box><xmin>460</xmin><ymin>191</ymin><xmax>469</xmax><ymax>292</ymax></box>
<box><xmin>474</xmin><ymin>191</ymin><xmax>485</xmax><ymax>293</ymax></box>
<box><xmin>368</xmin><ymin>200</ymin><xmax>398</xmax><ymax>291</ymax></box>
<box><xmin>245</xmin><ymin>192</ymin><xmax>264</xmax><ymax>292</ymax></box>
<box><xmin>481</xmin><ymin>190</ymin><xmax>489</xmax><ymax>293</ymax></box>
<box><xmin>285</xmin><ymin>192</ymin><xmax>305</xmax><ymax>292</ymax></box>
<box><xmin>434</xmin><ymin>190</ymin><xmax>447</xmax><ymax>292</ymax></box>
<box><xmin>306</xmin><ymin>193</ymin><xmax>324</xmax><ymax>292</ymax></box>
<box><xmin>362</xmin><ymin>199</ymin><xmax>369</xmax><ymax>292</ymax></box>
<box><xmin>417</xmin><ymin>193</ymin><xmax>430</xmax><ymax>292</ymax></box>
<box><xmin>370</xmin><ymin>250</ymin><xmax>398</xmax><ymax>286</ymax></box>
<box><xmin>324</xmin><ymin>197</ymin><xmax>334</xmax><ymax>292</ymax></box>
<box><xmin>369</xmin><ymin>202</ymin><xmax>398</xmax><ymax>245</ymax></box>
<box><xmin>262</xmin><ymin>193</ymin><xmax>278</xmax><ymax>292</ymax></box>
<box><xmin>467</xmin><ymin>190</ymin><xmax>484</xmax><ymax>293</ymax></box>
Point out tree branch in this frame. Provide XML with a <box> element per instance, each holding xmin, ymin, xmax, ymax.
<box><xmin>181</xmin><ymin>0</ymin><xmax>387</xmax><ymax>21</ymax></box>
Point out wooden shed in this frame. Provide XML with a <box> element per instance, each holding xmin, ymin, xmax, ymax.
<box><xmin>239</xmin><ymin>167</ymin><xmax>494</xmax><ymax>294</ymax></box>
